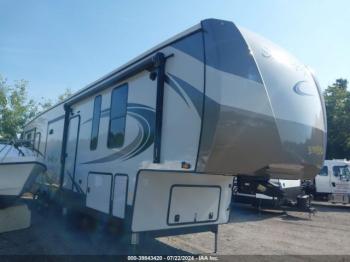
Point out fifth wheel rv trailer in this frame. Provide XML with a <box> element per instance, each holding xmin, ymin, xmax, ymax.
<box><xmin>23</xmin><ymin>19</ymin><xmax>326</xmax><ymax>246</ymax></box>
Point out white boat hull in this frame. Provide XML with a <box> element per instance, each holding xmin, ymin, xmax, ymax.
<box><xmin>0</xmin><ymin>160</ymin><xmax>46</xmax><ymax>197</ymax></box>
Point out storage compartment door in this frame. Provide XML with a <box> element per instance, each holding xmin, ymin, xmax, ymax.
<box><xmin>112</xmin><ymin>175</ymin><xmax>128</xmax><ymax>219</ymax></box>
<box><xmin>86</xmin><ymin>173</ymin><xmax>112</xmax><ymax>214</ymax></box>
<box><xmin>167</xmin><ymin>186</ymin><xmax>221</xmax><ymax>225</ymax></box>
<box><xmin>131</xmin><ymin>170</ymin><xmax>232</xmax><ymax>232</ymax></box>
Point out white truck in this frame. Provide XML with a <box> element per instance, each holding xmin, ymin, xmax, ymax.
<box><xmin>314</xmin><ymin>159</ymin><xmax>350</xmax><ymax>204</ymax></box>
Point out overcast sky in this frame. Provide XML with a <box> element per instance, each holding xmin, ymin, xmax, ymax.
<box><xmin>0</xmin><ymin>0</ymin><xmax>349</xmax><ymax>101</ymax></box>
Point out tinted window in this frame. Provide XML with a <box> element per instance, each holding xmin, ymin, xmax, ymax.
<box><xmin>319</xmin><ymin>166</ymin><xmax>328</xmax><ymax>176</ymax></box>
<box><xmin>108</xmin><ymin>84</ymin><xmax>128</xmax><ymax>148</ymax></box>
<box><xmin>35</xmin><ymin>132</ymin><xmax>41</xmax><ymax>151</ymax></box>
<box><xmin>333</xmin><ymin>165</ymin><xmax>350</xmax><ymax>178</ymax></box>
<box><xmin>333</xmin><ymin>166</ymin><xmax>341</xmax><ymax>177</ymax></box>
<box><xmin>90</xmin><ymin>95</ymin><xmax>102</xmax><ymax>150</ymax></box>
<box><xmin>25</xmin><ymin>131</ymin><xmax>35</xmax><ymax>148</ymax></box>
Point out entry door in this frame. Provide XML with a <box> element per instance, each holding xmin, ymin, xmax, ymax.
<box><xmin>315</xmin><ymin>166</ymin><xmax>331</xmax><ymax>193</ymax></box>
<box><xmin>331</xmin><ymin>165</ymin><xmax>350</xmax><ymax>194</ymax></box>
<box><xmin>45</xmin><ymin>119</ymin><xmax>64</xmax><ymax>185</ymax></box>
<box><xmin>63</xmin><ymin>115</ymin><xmax>80</xmax><ymax>191</ymax></box>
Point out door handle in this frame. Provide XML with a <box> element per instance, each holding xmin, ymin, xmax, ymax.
<box><xmin>332</xmin><ymin>182</ymin><xmax>336</xmax><ymax>187</ymax></box>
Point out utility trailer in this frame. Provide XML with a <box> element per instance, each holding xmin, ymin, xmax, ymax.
<box><xmin>23</xmin><ymin>18</ymin><xmax>326</xmax><ymax>251</ymax></box>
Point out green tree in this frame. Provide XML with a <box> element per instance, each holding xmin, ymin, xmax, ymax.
<box><xmin>0</xmin><ymin>75</ymin><xmax>38</xmax><ymax>139</ymax></box>
<box><xmin>37</xmin><ymin>88</ymin><xmax>72</xmax><ymax>112</ymax></box>
<box><xmin>0</xmin><ymin>74</ymin><xmax>75</xmax><ymax>139</ymax></box>
<box><xmin>57</xmin><ymin>88</ymin><xmax>72</xmax><ymax>102</ymax></box>
<box><xmin>323</xmin><ymin>78</ymin><xmax>350</xmax><ymax>159</ymax></box>
<box><xmin>38</xmin><ymin>98</ymin><xmax>53</xmax><ymax>111</ymax></box>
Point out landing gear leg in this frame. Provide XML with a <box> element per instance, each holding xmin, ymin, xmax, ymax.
<box><xmin>212</xmin><ymin>225</ymin><xmax>219</xmax><ymax>253</ymax></box>
<box><xmin>131</xmin><ymin>232</ymin><xmax>140</xmax><ymax>254</ymax></box>
<box><xmin>308</xmin><ymin>195</ymin><xmax>312</xmax><ymax>220</ymax></box>
<box><xmin>131</xmin><ymin>232</ymin><xmax>139</xmax><ymax>245</ymax></box>
<box><xmin>258</xmin><ymin>198</ymin><xmax>262</xmax><ymax>216</ymax></box>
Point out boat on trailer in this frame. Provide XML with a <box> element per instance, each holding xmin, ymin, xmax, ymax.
<box><xmin>22</xmin><ymin>18</ymin><xmax>326</xmax><ymax>251</ymax></box>
<box><xmin>0</xmin><ymin>140</ymin><xmax>46</xmax><ymax>206</ymax></box>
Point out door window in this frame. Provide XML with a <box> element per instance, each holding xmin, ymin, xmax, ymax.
<box><xmin>319</xmin><ymin>166</ymin><xmax>328</xmax><ymax>176</ymax></box>
<box><xmin>333</xmin><ymin>165</ymin><xmax>350</xmax><ymax>180</ymax></box>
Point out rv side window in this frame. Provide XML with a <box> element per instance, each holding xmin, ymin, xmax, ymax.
<box><xmin>319</xmin><ymin>166</ymin><xmax>328</xmax><ymax>176</ymax></box>
<box><xmin>90</xmin><ymin>95</ymin><xmax>102</xmax><ymax>150</ymax></box>
<box><xmin>108</xmin><ymin>84</ymin><xmax>128</xmax><ymax>148</ymax></box>
<box><xmin>25</xmin><ymin>131</ymin><xmax>35</xmax><ymax>147</ymax></box>
<box><xmin>35</xmin><ymin>132</ymin><xmax>41</xmax><ymax>151</ymax></box>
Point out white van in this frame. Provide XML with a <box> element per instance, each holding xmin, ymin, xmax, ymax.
<box><xmin>314</xmin><ymin>159</ymin><xmax>350</xmax><ymax>203</ymax></box>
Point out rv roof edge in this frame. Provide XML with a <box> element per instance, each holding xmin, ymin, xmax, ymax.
<box><xmin>65</xmin><ymin>52</ymin><xmax>168</xmax><ymax>107</ymax></box>
<box><xmin>24</xmin><ymin>24</ymin><xmax>203</xmax><ymax>126</ymax></box>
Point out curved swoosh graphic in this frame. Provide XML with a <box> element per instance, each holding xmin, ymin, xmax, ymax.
<box><xmin>123</xmin><ymin>111</ymin><xmax>153</xmax><ymax>160</ymax></box>
<box><xmin>293</xmin><ymin>81</ymin><xmax>313</xmax><ymax>96</ymax></box>
<box><xmin>81</xmin><ymin>73</ymin><xmax>202</xmax><ymax>164</ymax></box>
<box><xmin>122</xmin><ymin>104</ymin><xmax>155</xmax><ymax>160</ymax></box>
<box><xmin>165</xmin><ymin>75</ymin><xmax>190</xmax><ymax>107</ymax></box>
<box><xmin>166</xmin><ymin>73</ymin><xmax>203</xmax><ymax>117</ymax></box>
<box><xmin>81</xmin><ymin>125</ymin><xmax>143</xmax><ymax>164</ymax></box>
<box><xmin>82</xmin><ymin>103</ymin><xmax>155</xmax><ymax>164</ymax></box>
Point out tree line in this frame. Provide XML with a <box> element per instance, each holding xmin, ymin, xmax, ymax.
<box><xmin>0</xmin><ymin>74</ymin><xmax>349</xmax><ymax>160</ymax></box>
<box><xmin>0</xmin><ymin>74</ymin><xmax>71</xmax><ymax>139</ymax></box>
<box><xmin>323</xmin><ymin>78</ymin><xmax>350</xmax><ymax>159</ymax></box>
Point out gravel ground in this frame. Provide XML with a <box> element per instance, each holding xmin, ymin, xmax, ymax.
<box><xmin>0</xmin><ymin>200</ymin><xmax>349</xmax><ymax>257</ymax></box>
<box><xmin>161</xmin><ymin>202</ymin><xmax>350</xmax><ymax>256</ymax></box>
